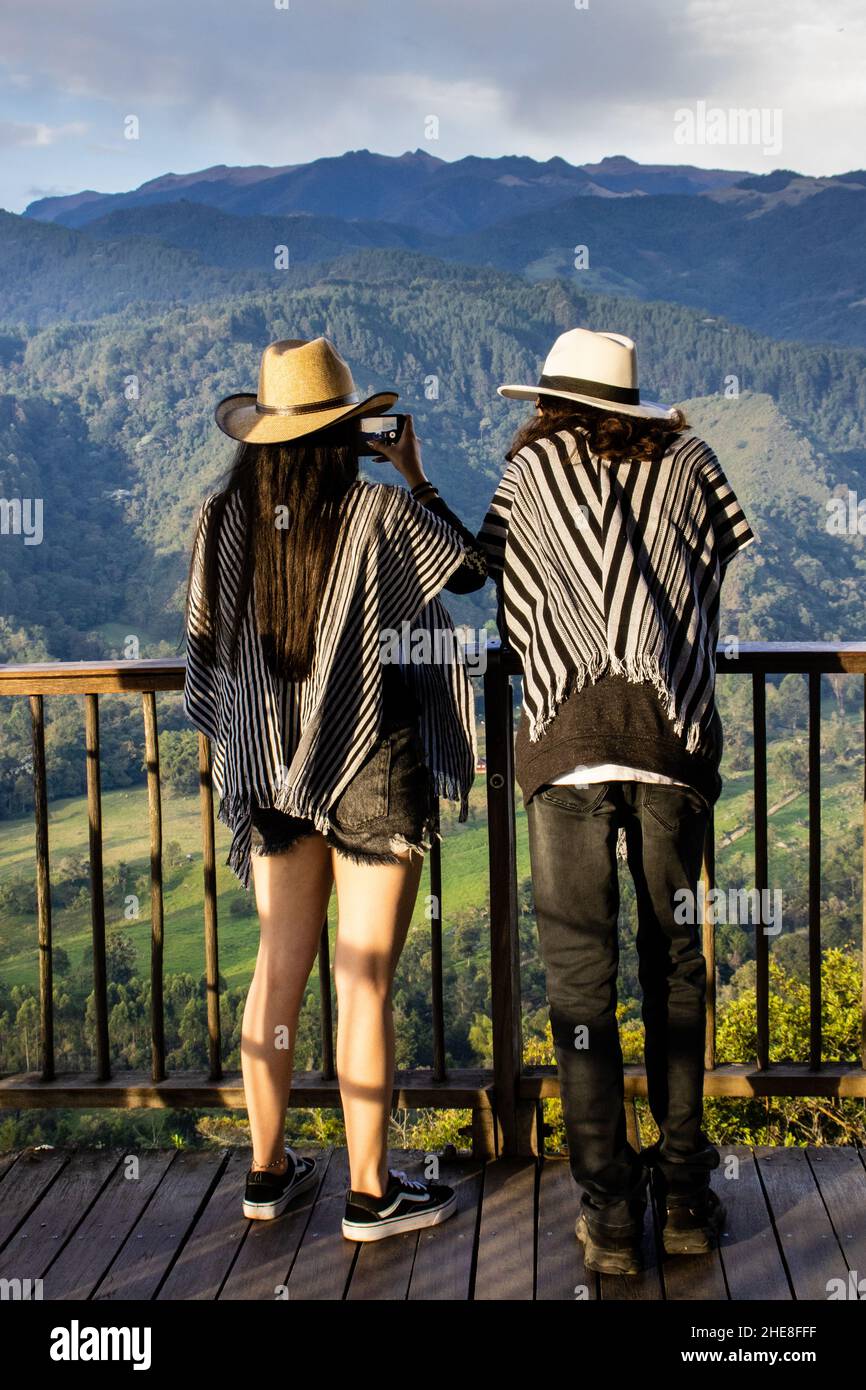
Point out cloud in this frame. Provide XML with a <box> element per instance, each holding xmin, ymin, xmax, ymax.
<box><xmin>25</xmin><ymin>184</ymin><xmax>78</xmax><ymax>198</ymax></box>
<box><xmin>0</xmin><ymin>119</ymin><xmax>88</xmax><ymax>148</ymax></box>
<box><xmin>0</xmin><ymin>0</ymin><xmax>864</xmax><ymax>203</ymax></box>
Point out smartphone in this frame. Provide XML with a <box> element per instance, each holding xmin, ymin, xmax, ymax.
<box><xmin>357</xmin><ymin>414</ymin><xmax>406</xmax><ymax>461</ymax></box>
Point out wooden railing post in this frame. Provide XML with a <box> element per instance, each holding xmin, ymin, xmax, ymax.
<box><xmin>702</xmin><ymin>808</ymin><xmax>716</xmax><ymax>1072</ymax></box>
<box><xmin>84</xmin><ymin>693</ymin><xmax>110</xmax><ymax>1081</ymax></box>
<box><xmin>808</xmin><ymin>672</ymin><xmax>822</xmax><ymax>1070</ymax></box>
<box><xmin>142</xmin><ymin>692</ymin><xmax>165</xmax><ymax>1082</ymax></box>
<box><xmin>862</xmin><ymin>676</ymin><xmax>866</xmax><ymax>1072</ymax></box>
<box><xmin>429</xmin><ymin>825</ymin><xmax>446</xmax><ymax>1082</ymax></box>
<box><xmin>753</xmin><ymin>671</ymin><xmax>770</xmax><ymax>1070</ymax></box>
<box><xmin>197</xmin><ymin>734</ymin><xmax>222</xmax><ymax>1081</ymax></box>
<box><xmin>484</xmin><ymin>646</ymin><xmax>533</xmax><ymax>1155</ymax></box>
<box><xmin>29</xmin><ymin>694</ymin><xmax>54</xmax><ymax>1081</ymax></box>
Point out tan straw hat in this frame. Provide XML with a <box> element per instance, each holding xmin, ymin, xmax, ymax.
<box><xmin>215</xmin><ymin>337</ymin><xmax>398</xmax><ymax>443</ymax></box>
<box><xmin>498</xmin><ymin>328</ymin><xmax>676</xmax><ymax>422</ymax></box>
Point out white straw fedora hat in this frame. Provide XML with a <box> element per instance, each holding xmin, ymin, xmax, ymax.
<box><xmin>215</xmin><ymin>337</ymin><xmax>398</xmax><ymax>443</ymax></box>
<box><xmin>498</xmin><ymin>328</ymin><xmax>676</xmax><ymax>422</ymax></box>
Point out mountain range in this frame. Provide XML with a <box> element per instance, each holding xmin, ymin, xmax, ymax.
<box><xmin>24</xmin><ymin>150</ymin><xmax>753</xmax><ymax>233</ymax></box>
<box><xmin>4</xmin><ymin>150</ymin><xmax>866</xmax><ymax>347</ymax></box>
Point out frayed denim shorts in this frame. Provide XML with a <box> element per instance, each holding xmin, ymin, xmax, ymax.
<box><xmin>249</xmin><ymin>723</ymin><xmax>436</xmax><ymax>867</ymax></box>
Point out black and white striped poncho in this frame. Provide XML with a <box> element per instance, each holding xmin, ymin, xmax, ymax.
<box><xmin>479</xmin><ymin>425</ymin><xmax>755</xmax><ymax>752</ymax></box>
<box><xmin>184</xmin><ymin>479</ymin><xmax>477</xmax><ymax>887</ymax></box>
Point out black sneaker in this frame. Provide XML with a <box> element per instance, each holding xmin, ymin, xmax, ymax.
<box><xmin>575</xmin><ymin>1210</ymin><xmax>645</xmax><ymax>1276</ymax></box>
<box><xmin>242</xmin><ymin>1148</ymin><xmax>318</xmax><ymax>1220</ymax></box>
<box><xmin>660</xmin><ymin>1188</ymin><xmax>726</xmax><ymax>1255</ymax></box>
<box><xmin>341</xmin><ymin>1168</ymin><xmax>457</xmax><ymax>1243</ymax></box>
<box><xmin>574</xmin><ymin>1173</ymin><xmax>648</xmax><ymax>1279</ymax></box>
<box><xmin>641</xmin><ymin>1141</ymin><xmax>725</xmax><ymax>1255</ymax></box>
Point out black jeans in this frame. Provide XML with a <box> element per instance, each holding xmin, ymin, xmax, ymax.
<box><xmin>526</xmin><ymin>780</ymin><xmax>719</xmax><ymax>1224</ymax></box>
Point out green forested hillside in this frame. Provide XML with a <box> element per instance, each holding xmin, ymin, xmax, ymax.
<box><xmin>9</xmin><ymin>169</ymin><xmax>866</xmax><ymax>345</ymax></box>
<box><xmin>84</xmin><ymin>200</ymin><xmax>435</xmax><ymax>267</ymax></box>
<box><xmin>440</xmin><ymin>186</ymin><xmax>866</xmax><ymax>347</ymax></box>
<box><xmin>2</xmin><ymin>252</ymin><xmax>865</xmax><ymax>670</ymax></box>
<box><xmin>0</xmin><ymin>210</ymin><xmax>269</xmax><ymax>326</ymax></box>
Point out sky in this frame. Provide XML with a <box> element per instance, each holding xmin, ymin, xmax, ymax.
<box><xmin>1</xmin><ymin>0</ymin><xmax>864</xmax><ymax>213</ymax></box>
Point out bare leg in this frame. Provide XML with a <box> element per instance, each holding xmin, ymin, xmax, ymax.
<box><xmin>244</xmin><ymin>835</ymin><xmax>334</xmax><ymax>1171</ymax></box>
<box><xmin>332</xmin><ymin>850</ymin><xmax>424</xmax><ymax>1197</ymax></box>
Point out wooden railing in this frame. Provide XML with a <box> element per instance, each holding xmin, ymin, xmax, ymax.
<box><xmin>1</xmin><ymin>643</ymin><xmax>866</xmax><ymax>1157</ymax></box>
<box><xmin>0</xmin><ymin>657</ymin><xmax>493</xmax><ymax>1151</ymax></box>
<box><xmin>485</xmin><ymin>643</ymin><xmax>866</xmax><ymax>1154</ymax></box>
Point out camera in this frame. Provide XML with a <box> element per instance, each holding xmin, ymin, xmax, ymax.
<box><xmin>356</xmin><ymin>414</ymin><xmax>406</xmax><ymax>460</ymax></box>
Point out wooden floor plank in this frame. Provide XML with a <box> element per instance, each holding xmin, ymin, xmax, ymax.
<box><xmin>473</xmin><ymin>1158</ymin><xmax>536</xmax><ymax>1301</ymax></box>
<box><xmin>92</xmin><ymin>1150</ymin><xmax>227</xmax><ymax>1300</ymax></box>
<box><xmin>536</xmin><ymin>1157</ymin><xmax>598</xmax><ymax>1301</ymax></box>
<box><xmin>217</xmin><ymin>1149</ymin><xmax>330</xmax><ymax>1301</ymax></box>
<box><xmin>0</xmin><ymin>1148</ymin><xmax>68</xmax><ymax>1250</ymax></box>
<box><xmin>659</xmin><ymin>1231</ymin><xmax>726</xmax><ymax>1299</ymax></box>
<box><xmin>408</xmin><ymin>1159</ymin><xmax>484</xmax><ymax>1301</ymax></box>
<box><xmin>807</xmin><ymin>1147</ymin><xmax>866</xmax><ymax>1287</ymax></box>
<box><xmin>658</xmin><ymin>1149</ymin><xmax>736</xmax><ymax>1302</ymax></box>
<box><xmin>600</xmin><ymin>1180</ymin><xmax>665</xmax><ymax>1302</ymax></box>
<box><xmin>0</xmin><ymin>1149</ymin><xmax>119</xmax><ymax>1285</ymax></box>
<box><xmin>757</xmin><ymin>1146</ymin><xmax>850</xmax><ymax>1300</ymax></box>
<box><xmin>284</xmin><ymin>1149</ymin><xmax>355</xmax><ymax>1300</ymax></box>
<box><xmin>4</xmin><ymin>1143</ymin><xmax>860</xmax><ymax>1301</ymax></box>
<box><xmin>161</xmin><ymin>1150</ymin><xmax>250</xmax><ymax>1300</ymax></box>
<box><xmin>0</xmin><ymin>1151</ymin><xmax>21</xmax><ymax>1185</ymax></box>
<box><xmin>43</xmin><ymin>1151</ymin><xmax>176</xmax><ymax>1300</ymax></box>
<box><xmin>716</xmin><ymin>1146</ymin><xmax>791</xmax><ymax>1301</ymax></box>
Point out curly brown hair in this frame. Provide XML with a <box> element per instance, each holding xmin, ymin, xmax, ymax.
<box><xmin>507</xmin><ymin>397</ymin><xmax>689</xmax><ymax>464</ymax></box>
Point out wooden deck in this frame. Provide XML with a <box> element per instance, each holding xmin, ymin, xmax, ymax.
<box><xmin>2</xmin><ymin>1144</ymin><xmax>865</xmax><ymax>1300</ymax></box>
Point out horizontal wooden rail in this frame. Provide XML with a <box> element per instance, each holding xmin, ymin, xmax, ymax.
<box><xmin>0</xmin><ymin>1069</ymin><xmax>495</xmax><ymax>1111</ymax></box>
<box><xmin>0</xmin><ymin>657</ymin><xmax>186</xmax><ymax>696</ymax></box>
<box><xmin>520</xmin><ymin>1063</ymin><xmax>866</xmax><ymax>1100</ymax></box>
<box><xmin>3</xmin><ymin>642</ymin><xmax>866</xmax><ymax>698</ymax></box>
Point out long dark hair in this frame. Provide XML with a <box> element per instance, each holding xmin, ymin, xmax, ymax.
<box><xmin>507</xmin><ymin>396</ymin><xmax>689</xmax><ymax>463</ymax></box>
<box><xmin>187</xmin><ymin>420</ymin><xmax>359</xmax><ymax>682</ymax></box>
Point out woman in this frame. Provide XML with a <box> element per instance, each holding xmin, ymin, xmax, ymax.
<box><xmin>480</xmin><ymin>328</ymin><xmax>755</xmax><ymax>1275</ymax></box>
<box><xmin>184</xmin><ymin>336</ymin><xmax>487</xmax><ymax>1241</ymax></box>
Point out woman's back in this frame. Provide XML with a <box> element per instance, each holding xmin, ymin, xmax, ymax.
<box><xmin>186</xmin><ymin>474</ymin><xmax>478</xmax><ymax>887</ymax></box>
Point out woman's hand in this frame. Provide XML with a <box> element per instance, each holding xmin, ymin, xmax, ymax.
<box><xmin>372</xmin><ymin>414</ymin><xmax>428</xmax><ymax>490</ymax></box>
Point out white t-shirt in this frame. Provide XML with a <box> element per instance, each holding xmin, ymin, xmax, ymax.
<box><xmin>552</xmin><ymin>763</ymin><xmax>688</xmax><ymax>789</ymax></box>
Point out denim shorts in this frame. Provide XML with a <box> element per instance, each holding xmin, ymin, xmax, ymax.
<box><xmin>249</xmin><ymin>723</ymin><xmax>436</xmax><ymax>866</ymax></box>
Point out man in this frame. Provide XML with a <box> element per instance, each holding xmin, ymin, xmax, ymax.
<box><xmin>480</xmin><ymin>328</ymin><xmax>755</xmax><ymax>1274</ymax></box>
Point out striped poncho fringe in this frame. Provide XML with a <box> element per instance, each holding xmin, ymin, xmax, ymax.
<box><xmin>184</xmin><ymin>479</ymin><xmax>477</xmax><ymax>888</ymax></box>
<box><xmin>479</xmin><ymin>426</ymin><xmax>755</xmax><ymax>753</ymax></box>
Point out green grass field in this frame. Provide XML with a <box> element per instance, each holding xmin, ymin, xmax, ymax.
<box><xmin>0</xmin><ymin>777</ymin><xmax>532</xmax><ymax>992</ymax></box>
<box><xmin>1</xmin><ymin>748</ymin><xmax>860</xmax><ymax>995</ymax></box>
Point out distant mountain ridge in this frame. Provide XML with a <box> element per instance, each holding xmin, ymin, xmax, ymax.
<box><xmin>24</xmin><ymin>149</ymin><xmax>753</xmax><ymax>234</ymax></box>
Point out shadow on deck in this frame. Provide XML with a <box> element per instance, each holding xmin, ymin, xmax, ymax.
<box><xmin>2</xmin><ymin>1145</ymin><xmax>865</xmax><ymax>1301</ymax></box>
